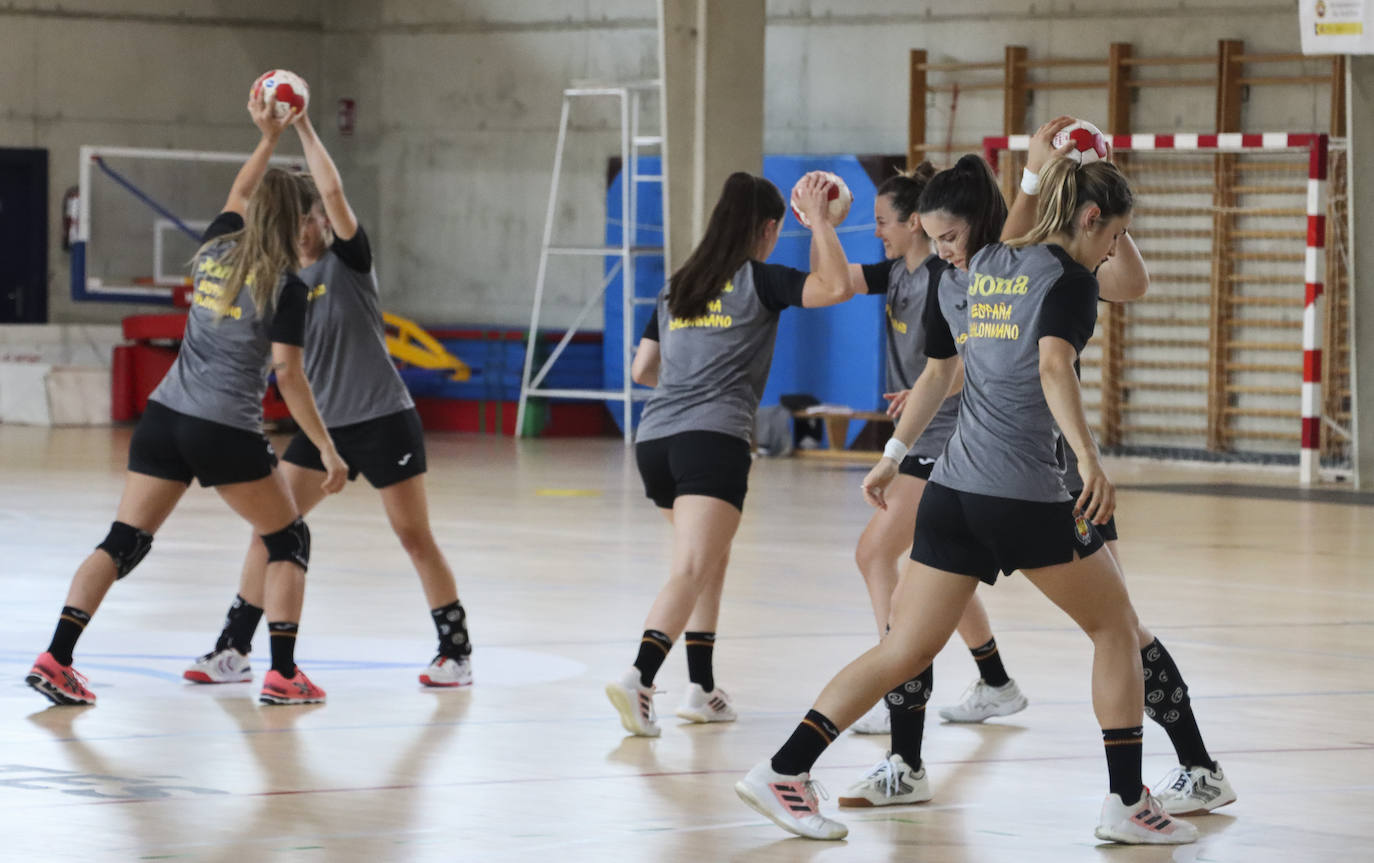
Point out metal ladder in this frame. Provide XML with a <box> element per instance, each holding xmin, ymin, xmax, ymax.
<box><xmin>516</xmin><ymin>80</ymin><xmax>664</xmax><ymax>444</ymax></box>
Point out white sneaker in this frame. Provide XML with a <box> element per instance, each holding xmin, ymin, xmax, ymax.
<box><xmin>1095</xmin><ymin>790</ymin><xmax>1199</xmax><ymax>845</ymax></box>
<box><xmin>1154</xmin><ymin>763</ymin><xmax>1236</xmax><ymax>815</ymax></box>
<box><xmin>735</xmin><ymin>761</ymin><xmax>847</xmax><ymax>840</ymax></box>
<box><xmin>837</xmin><ymin>753</ymin><xmax>932</xmax><ymax>807</ymax></box>
<box><xmin>419</xmin><ymin>654</ymin><xmax>472</xmax><ymax>688</ymax></box>
<box><xmin>183</xmin><ymin>648</ymin><xmax>252</xmax><ymax>684</ymax></box>
<box><xmin>675</xmin><ymin>683</ymin><xmax>737</xmax><ymax>723</ymax></box>
<box><xmin>605</xmin><ymin>668</ymin><xmax>660</xmax><ymax>737</ymax></box>
<box><xmin>937</xmin><ymin>678</ymin><xmax>1028</xmax><ymax>723</ymax></box>
<box><xmin>850</xmin><ymin>699</ymin><xmax>890</xmax><ymax>735</ymax></box>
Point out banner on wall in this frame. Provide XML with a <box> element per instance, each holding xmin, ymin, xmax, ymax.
<box><xmin>1300</xmin><ymin>0</ymin><xmax>1374</xmax><ymax>54</ymax></box>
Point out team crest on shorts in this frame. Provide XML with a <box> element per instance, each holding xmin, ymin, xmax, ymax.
<box><xmin>1073</xmin><ymin>514</ymin><xmax>1092</xmax><ymax>546</ymax></box>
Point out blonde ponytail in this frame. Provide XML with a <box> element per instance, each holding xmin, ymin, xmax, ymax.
<box><xmin>198</xmin><ymin>169</ymin><xmax>303</xmax><ymax>319</ymax></box>
<box><xmin>1007</xmin><ymin>160</ymin><xmax>1133</xmax><ymax>249</ymax></box>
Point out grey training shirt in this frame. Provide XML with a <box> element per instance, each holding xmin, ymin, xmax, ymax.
<box><xmin>150</xmin><ymin>212</ymin><xmax>308</xmax><ymax>432</ymax></box>
<box><xmin>297</xmin><ymin>225</ymin><xmax>415</xmax><ymax>428</ymax></box>
<box><xmin>925</xmin><ymin>243</ymin><xmax>1099</xmax><ymax>502</ymax></box>
<box><xmin>636</xmin><ymin>259</ymin><xmax>808</xmax><ymax>443</ymax></box>
<box><xmin>861</xmin><ymin>255</ymin><xmax>961</xmax><ymax>459</ymax></box>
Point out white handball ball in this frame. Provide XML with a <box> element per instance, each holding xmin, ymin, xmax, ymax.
<box><xmin>251</xmin><ymin>70</ymin><xmax>310</xmax><ymax>120</ymax></box>
<box><xmin>790</xmin><ymin>171</ymin><xmax>853</xmax><ymax>228</ymax></box>
<box><xmin>1051</xmin><ymin>119</ymin><xmax>1109</xmax><ymax>165</ymax></box>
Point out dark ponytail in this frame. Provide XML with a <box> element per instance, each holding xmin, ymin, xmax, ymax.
<box><xmin>877</xmin><ymin>160</ymin><xmax>936</xmax><ymax>222</ymax></box>
<box><xmin>668</xmin><ymin>172</ymin><xmax>784</xmax><ymax>320</ymax></box>
<box><xmin>916</xmin><ymin>154</ymin><xmax>1007</xmax><ymax>262</ymax></box>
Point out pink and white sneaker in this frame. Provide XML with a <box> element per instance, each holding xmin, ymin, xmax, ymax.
<box><xmin>419</xmin><ymin>654</ymin><xmax>472</xmax><ymax>688</ymax></box>
<box><xmin>1095</xmin><ymin>788</ymin><xmax>1199</xmax><ymax>844</ymax></box>
<box><xmin>26</xmin><ymin>652</ymin><xmax>96</xmax><ymax>706</ymax></box>
<box><xmin>735</xmin><ymin>761</ymin><xmax>848</xmax><ymax>840</ymax></box>
<box><xmin>259</xmin><ymin>667</ymin><xmax>326</xmax><ymax>705</ymax></box>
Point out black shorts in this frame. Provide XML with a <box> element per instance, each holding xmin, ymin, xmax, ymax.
<box><xmin>636</xmin><ymin>430</ymin><xmax>752</xmax><ymax>511</ymax></box>
<box><xmin>899</xmin><ymin>454</ymin><xmax>937</xmax><ymax>480</ymax></box>
<box><xmin>129</xmin><ymin>400</ymin><xmax>278</xmax><ymax>488</ymax></box>
<box><xmin>910</xmin><ymin>481</ymin><xmax>1106</xmax><ymax>585</ymax></box>
<box><xmin>1067</xmin><ymin>488</ymin><xmax>1118</xmax><ymax>541</ymax></box>
<box><xmin>283</xmin><ymin>408</ymin><xmax>427</xmax><ymax>489</ymax></box>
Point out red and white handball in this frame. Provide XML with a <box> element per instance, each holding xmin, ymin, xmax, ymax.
<box><xmin>251</xmin><ymin>70</ymin><xmax>310</xmax><ymax>120</ymax></box>
<box><xmin>790</xmin><ymin>171</ymin><xmax>853</xmax><ymax>228</ymax></box>
<box><xmin>1052</xmin><ymin>119</ymin><xmax>1108</xmax><ymax>165</ymax></box>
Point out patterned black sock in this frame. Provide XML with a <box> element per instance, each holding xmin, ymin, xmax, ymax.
<box><xmin>430</xmin><ymin>600</ymin><xmax>472</xmax><ymax>658</ymax></box>
<box><xmin>633</xmin><ymin>629</ymin><xmax>673</xmax><ymax>687</ymax></box>
<box><xmin>214</xmin><ymin>594</ymin><xmax>263</xmax><ymax>654</ymax></box>
<box><xmin>47</xmin><ymin>606</ymin><xmax>91</xmax><ymax>667</ymax></box>
<box><xmin>1141</xmin><ymin>638</ymin><xmax>1216</xmax><ymax>770</ymax></box>
<box><xmin>770</xmin><ymin>709</ymin><xmax>840</xmax><ymax>776</ymax></box>
<box><xmin>267</xmin><ymin>621</ymin><xmax>299</xmax><ymax>676</ymax></box>
<box><xmin>888</xmin><ymin>664</ymin><xmax>933</xmax><ymax>770</ymax></box>
<box><xmin>684</xmin><ymin>631</ymin><xmax>716</xmax><ymax>692</ymax></box>
<box><xmin>970</xmin><ymin>637</ymin><xmax>1010</xmax><ymax>687</ymax></box>
<box><xmin>1103</xmin><ymin>726</ymin><xmax>1144</xmax><ymax>805</ymax></box>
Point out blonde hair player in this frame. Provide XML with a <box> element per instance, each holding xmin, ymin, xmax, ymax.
<box><xmin>604</xmin><ymin>172</ymin><xmax>855</xmax><ymax>736</ymax></box>
<box><xmin>183</xmin><ymin>102</ymin><xmax>475</xmax><ymax>689</ymax></box>
<box><xmin>737</xmin><ymin>153</ymin><xmax>1200</xmax><ymax>845</ymax></box>
<box><xmin>26</xmin><ymin>95</ymin><xmax>345</xmax><ymax>708</ymax></box>
<box><xmin>932</xmin><ymin>116</ymin><xmax>1236</xmax><ymax>816</ymax></box>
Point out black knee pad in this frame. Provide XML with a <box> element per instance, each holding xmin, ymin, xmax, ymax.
<box><xmin>886</xmin><ymin>664</ymin><xmax>934</xmax><ymax>713</ymax></box>
<box><xmin>97</xmin><ymin>521</ymin><xmax>154</xmax><ymax>579</ymax></box>
<box><xmin>261</xmin><ymin>518</ymin><xmax>311</xmax><ymax>571</ymax></box>
<box><xmin>1142</xmin><ymin>641</ymin><xmax>1190</xmax><ymax>725</ymax></box>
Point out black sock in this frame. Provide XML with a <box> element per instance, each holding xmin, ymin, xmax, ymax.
<box><xmin>1103</xmin><ymin>726</ymin><xmax>1144</xmax><ymax>805</ymax></box>
<box><xmin>684</xmin><ymin>631</ymin><xmax>715</xmax><ymax>692</ymax></box>
<box><xmin>267</xmin><ymin>621</ymin><xmax>299</xmax><ymax>676</ymax></box>
<box><xmin>1141</xmin><ymin>638</ymin><xmax>1216</xmax><ymax>771</ymax></box>
<box><xmin>633</xmin><ymin>629</ymin><xmax>673</xmax><ymax>687</ymax></box>
<box><xmin>214</xmin><ymin>594</ymin><xmax>263</xmax><ymax>654</ymax></box>
<box><xmin>430</xmin><ymin>600</ymin><xmax>472</xmax><ymax>658</ymax></box>
<box><xmin>47</xmin><ymin>606</ymin><xmax>91</xmax><ymax>667</ymax></box>
<box><xmin>771</xmin><ymin>709</ymin><xmax>840</xmax><ymax>776</ymax></box>
<box><xmin>969</xmin><ymin>637</ymin><xmax>1010</xmax><ymax>688</ymax></box>
<box><xmin>888</xmin><ymin>664</ymin><xmax>933</xmax><ymax>770</ymax></box>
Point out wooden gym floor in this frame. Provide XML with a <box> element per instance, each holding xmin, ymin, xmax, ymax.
<box><xmin>1</xmin><ymin>425</ymin><xmax>1371</xmax><ymax>862</ymax></box>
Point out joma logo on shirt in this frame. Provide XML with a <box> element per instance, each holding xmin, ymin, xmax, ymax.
<box><xmin>308</xmin><ymin>283</ymin><xmax>327</xmax><ymax>301</ymax></box>
<box><xmin>968</xmin><ymin>272</ymin><xmax>1029</xmax><ymax>296</ymax></box>
<box><xmin>885</xmin><ymin>303</ymin><xmax>908</xmax><ymax>334</ymax></box>
<box><xmin>669</xmin><ymin>297</ymin><xmax>732</xmax><ymax>330</ymax></box>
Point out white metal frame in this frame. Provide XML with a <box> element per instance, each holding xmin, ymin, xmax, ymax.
<box><xmin>516</xmin><ymin>81</ymin><xmax>664</xmax><ymax>444</ymax></box>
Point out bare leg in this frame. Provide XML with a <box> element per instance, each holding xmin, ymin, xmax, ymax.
<box><xmin>641</xmin><ymin>495</ymin><xmax>741</xmax><ymax>641</ymax></box>
<box><xmin>378</xmin><ymin>474</ymin><xmax>459</xmax><ymax>609</ymax></box>
<box><xmin>685</xmin><ymin>549</ymin><xmax>729</xmax><ymax>633</ymax></box>
<box><xmin>233</xmin><ymin>462</ymin><xmax>328</xmax><ymax>609</ymax></box>
<box><xmin>853</xmin><ymin>476</ymin><xmax>924</xmax><ymax>636</ymax></box>
<box><xmin>954</xmin><ymin>592</ymin><xmax>995</xmax><ymax>649</ymax></box>
<box><xmin>63</xmin><ymin>472</ymin><xmax>188</xmax><ymax>614</ymax></box>
<box><xmin>215</xmin><ymin>471</ymin><xmax>306</xmax><ymax>626</ymax></box>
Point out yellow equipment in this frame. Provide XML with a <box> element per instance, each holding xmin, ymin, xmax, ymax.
<box><xmin>383</xmin><ymin>312</ymin><xmax>470</xmax><ymax>381</ymax></box>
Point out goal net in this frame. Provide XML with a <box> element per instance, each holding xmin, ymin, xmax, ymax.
<box><xmin>983</xmin><ymin>134</ymin><xmax>1349</xmax><ymax>483</ymax></box>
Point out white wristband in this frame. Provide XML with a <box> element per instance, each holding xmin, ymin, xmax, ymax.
<box><xmin>1020</xmin><ymin>167</ymin><xmax>1041</xmax><ymax>196</ymax></box>
<box><xmin>882</xmin><ymin>438</ymin><xmax>909</xmax><ymax>463</ymax></box>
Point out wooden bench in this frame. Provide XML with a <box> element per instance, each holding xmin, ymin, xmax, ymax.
<box><xmin>791</xmin><ymin>407</ymin><xmax>892</xmax><ymax>461</ymax></box>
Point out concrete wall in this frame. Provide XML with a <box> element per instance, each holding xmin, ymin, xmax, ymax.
<box><xmin>2</xmin><ymin>0</ymin><xmax>1326</xmax><ymax>328</ymax></box>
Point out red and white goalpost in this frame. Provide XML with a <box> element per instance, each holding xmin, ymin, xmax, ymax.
<box><xmin>983</xmin><ymin>133</ymin><xmax>1337</xmax><ymax>483</ymax></box>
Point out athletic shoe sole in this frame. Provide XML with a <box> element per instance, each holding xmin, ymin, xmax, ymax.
<box><xmin>674</xmin><ymin>708</ymin><xmax>736</xmax><ymax>723</ymax></box>
<box><xmin>939</xmin><ymin>696</ymin><xmax>1029</xmax><ymax>723</ymax></box>
<box><xmin>183</xmin><ymin>670</ymin><xmax>253</xmax><ymax>684</ymax></box>
<box><xmin>1094</xmin><ymin>825</ymin><xmax>1195</xmax><ymax>845</ymax></box>
<box><xmin>734</xmin><ymin>781</ymin><xmax>846</xmax><ymax>840</ymax></box>
<box><xmin>605</xmin><ymin>682</ymin><xmax>659</xmax><ymax>737</ymax></box>
<box><xmin>837</xmin><ymin>791</ymin><xmax>932</xmax><ymax>808</ymax></box>
<box><xmin>25</xmin><ymin>672</ymin><xmax>93</xmax><ymax>706</ymax></box>
<box><xmin>418</xmin><ymin>675</ymin><xmax>472</xmax><ymax>688</ymax></box>
<box><xmin>258</xmin><ymin>691</ymin><xmax>325</xmax><ymax>706</ymax></box>
<box><xmin>1162</xmin><ymin>794</ymin><xmax>1237</xmax><ymax>817</ymax></box>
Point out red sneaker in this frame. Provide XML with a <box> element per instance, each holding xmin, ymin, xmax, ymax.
<box><xmin>26</xmin><ymin>652</ymin><xmax>96</xmax><ymax>706</ymax></box>
<box><xmin>259</xmin><ymin>667</ymin><xmax>326</xmax><ymax>705</ymax></box>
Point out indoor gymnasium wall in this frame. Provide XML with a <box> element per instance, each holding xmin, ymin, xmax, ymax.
<box><xmin>0</xmin><ymin>1</ymin><xmax>326</xmax><ymax>325</ymax></box>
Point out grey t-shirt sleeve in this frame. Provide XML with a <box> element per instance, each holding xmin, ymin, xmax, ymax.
<box><xmin>861</xmin><ymin>262</ymin><xmax>890</xmax><ymax>295</ymax></box>
<box><xmin>268</xmin><ymin>277</ymin><xmax>309</xmax><ymax>346</ymax></box>
<box><xmin>642</xmin><ymin>309</ymin><xmax>659</xmax><ymax>341</ymax></box>
<box><xmin>1035</xmin><ymin>272</ymin><xmax>1099</xmax><ymax>353</ymax></box>
<box><xmin>922</xmin><ymin>265</ymin><xmax>958</xmax><ymax>359</ymax></box>
<box><xmin>750</xmin><ymin>260</ymin><xmax>808</xmax><ymax>311</ymax></box>
<box><xmin>202</xmin><ymin>212</ymin><xmax>244</xmax><ymax>243</ymax></box>
<box><xmin>330</xmin><ymin>224</ymin><xmax>372</xmax><ymax>273</ymax></box>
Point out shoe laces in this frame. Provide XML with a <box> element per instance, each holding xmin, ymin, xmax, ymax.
<box><xmin>801</xmin><ymin>776</ymin><xmax>830</xmax><ymax>811</ymax></box>
<box><xmin>1159</xmin><ymin>765</ymin><xmax>1194</xmax><ymax>796</ymax></box>
<box><xmin>863</xmin><ymin>755</ymin><xmax>902</xmax><ymax>797</ymax></box>
<box><xmin>958</xmin><ymin>679</ymin><xmax>991</xmax><ymax>708</ymax></box>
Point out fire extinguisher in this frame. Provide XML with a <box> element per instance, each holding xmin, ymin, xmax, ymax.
<box><xmin>62</xmin><ymin>186</ymin><xmax>80</xmax><ymax>252</ymax></box>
